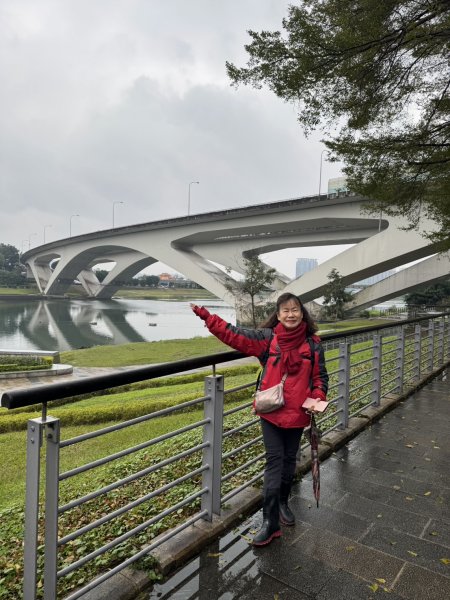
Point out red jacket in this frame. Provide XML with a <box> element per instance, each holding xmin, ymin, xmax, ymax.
<box><xmin>196</xmin><ymin>308</ymin><xmax>329</xmax><ymax>428</ymax></box>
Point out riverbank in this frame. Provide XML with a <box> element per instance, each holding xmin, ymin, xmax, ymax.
<box><xmin>0</xmin><ymin>286</ymin><xmax>218</xmax><ymax>301</ymax></box>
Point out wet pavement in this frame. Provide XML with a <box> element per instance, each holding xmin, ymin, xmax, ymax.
<box><xmin>142</xmin><ymin>374</ymin><xmax>450</xmax><ymax>600</ymax></box>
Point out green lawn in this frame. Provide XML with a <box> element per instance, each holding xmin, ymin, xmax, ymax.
<box><xmin>59</xmin><ymin>319</ymin><xmax>395</xmax><ymax>368</ymax></box>
<box><xmin>60</xmin><ymin>336</ymin><xmax>230</xmax><ymax>367</ymax></box>
<box><xmin>0</xmin><ymin>287</ymin><xmax>39</xmax><ymax>295</ymax></box>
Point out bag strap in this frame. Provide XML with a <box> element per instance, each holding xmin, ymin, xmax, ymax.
<box><xmin>308</xmin><ymin>337</ymin><xmax>315</xmax><ymax>390</ymax></box>
<box><xmin>256</xmin><ymin>330</ymin><xmax>275</xmax><ymax>391</ymax></box>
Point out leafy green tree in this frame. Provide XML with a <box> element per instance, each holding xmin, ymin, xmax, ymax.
<box><xmin>226</xmin><ymin>0</ymin><xmax>450</xmax><ymax>248</ymax></box>
<box><xmin>405</xmin><ymin>279</ymin><xmax>450</xmax><ymax>307</ymax></box>
<box><xmin>137</xmin><ymin>274</ymin><xmax>160</xmax><ymax>287</ymax></box>
<box><xmin>225</xmin><ymin>256</ymin><xmax>276</xmax><ymax>326</ymax></box>
<box><xmin>0</xmin><ymin>244</ymin><xmax>20</xmax><ymax>271</ymax></box>
<box><xmin>322</xmin><ymin>268</ymin><xmax>353</xmax><ymax>320</ymax></box>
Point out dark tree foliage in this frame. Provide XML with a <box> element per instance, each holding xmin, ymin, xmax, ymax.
<box><xmin>405</xmin><ymin>278</ymin><xmax>450</xmax><ymax>306</ymax></box>
<box><xmin>226</xmin><ymin>0</ymin><xmax>450</xmax><ymax>248</ymax></box>
<box><xmin>94</xmin><ymin>269</ymin><xmax>109</xmax><ymax>282</ymax></box>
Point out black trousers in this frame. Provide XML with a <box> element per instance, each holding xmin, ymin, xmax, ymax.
<box><xmin>260</xmin><ymin>418</ymin><xmax>303</xmax><ymax>493</ymax></box>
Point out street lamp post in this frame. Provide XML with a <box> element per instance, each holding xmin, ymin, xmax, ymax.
<box><xmin>318</xmin><ymin>149</ymin><xmax>330</xmax><ymax>198</ymax></box>
<box><xmin>69</xmin><ymin>214</ymin><xmax>79</xmax><ymax>238</ymax></box>
<box><xmin>112</xmin><ymin>201</ymin><xmax>124</xmax><ymax>228</ymax></box>
<box><xmin>28</xmin><ymin>233</ymin><xmax>37</xmax><ymax>249</ymax></box>
<box><xmin>188</xmin><ymin>181</ymin><xmax>199</xmax><ymax>216</ymax></box>
<box><xmin>43</xmin><ymin>224</ymin><xmax>52</xmax><ymax>244</ymax></box>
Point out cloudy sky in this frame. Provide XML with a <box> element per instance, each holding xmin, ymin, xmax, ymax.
<box><xmin>1</xmin><ymin>0</ymin><xmax>347</xmax><ymax>278</ymax></box>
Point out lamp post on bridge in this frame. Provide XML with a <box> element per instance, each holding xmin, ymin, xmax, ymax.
<box><xmin>69</xmin><ymin>214</ymin><xmax>79</xmax><ymax>238</ymax></box>
<box><xmin>318</xmin><ymin>149</ymin><xmax>330</xmax><ymax>198</ymax></box>
<box><xmin>28</xmin><ymin>233</ymin><xmax>37</xmax><ymax>249</ymax></box>
<box><xmin>188</xmin><ymin>181</ymin><xmax>199</xmax><ymax>216</ymax></box>
<box><xmin>43</xmin><ymin>224</ymin><xmax>52</xmax><ymax>244</ymax></box>
<box><xmin>112</xmin><ymin>201</ymin><xmax>124</xmax><ymax>228</ymax></box>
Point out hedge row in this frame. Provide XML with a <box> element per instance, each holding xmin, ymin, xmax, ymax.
<box><xmin>0</xmin><ymin>355</ymin><xmax>53</xmax><ymax>375</ymax></box>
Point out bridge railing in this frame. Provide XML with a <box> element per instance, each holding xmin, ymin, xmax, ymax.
<box><xmin>1</xmin><ymin>313</ymin><xmax>449</xmax><ymax>600</ymax></box>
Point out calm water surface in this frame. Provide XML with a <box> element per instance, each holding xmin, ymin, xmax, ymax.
<box><xmin>0</xmin><ymin>298</ymin><xmax>235</xmax><ymax>352</ymax></box>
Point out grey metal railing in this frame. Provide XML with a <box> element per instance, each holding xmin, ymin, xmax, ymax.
<box><xmin>1</xmin><ymin>313</ymin><xmax>449</xmax><ymax>600</ymax></box>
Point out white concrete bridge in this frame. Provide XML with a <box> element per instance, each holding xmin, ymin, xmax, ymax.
<box><xmin>21</xmin><ymin>193</ymin><xmax>449</xmax><ymax>310</ymax></box>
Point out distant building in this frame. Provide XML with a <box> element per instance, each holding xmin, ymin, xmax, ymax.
<box><xmin>327</xmin><ymin>177</ymin><xmax>348</xmax><ymax>196</ymax></box>
<box><xmin>296</xmin><ymin>258</ymin><xmax>318</xmax><ymax>278</ymax></box>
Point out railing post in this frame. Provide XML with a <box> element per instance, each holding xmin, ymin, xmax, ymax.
<box><xmin>446</xmin><ymin>317</ymin><xmax>450</xmax><ymax>361</ymax></box>
<box><xmin>23</xmin><ymin>418</ymin><xmax>45</xmax><ymax>600</ymax></box>
<box><xmin>372</xmin><ymin>334</ymin><xmax>382</xmax><ymax>406</ymax></box>
<box><xmin>337</xmin><ymin>342</ymin><xmax>350</xmax><ymax>429</ymax></box>
<box><xmin>428</xmin><ymin>320</ymin><xmax>435</xmax><ymax>373</ymax></box>
<box><xmin>44</xmin><ymin>417</ymin><xmax>60</xmax><ymax>600</ymax></box>
<box><xmin>414</xmin><ymin>324</ymin><xmax>422</xmax><ymax>381</ymax></box>
<box><xmin>202</xmin><ymin>375</ymin><xmax>224</xmax><ymax>520</ymax></box>
<box><xmin>437</xmin><ymin>319</ymin><xmax>445</xmax><ymax>367</ymax></box>
<box><xmin>396</xmin><ymin>327</ymin><xmax>406</xmax><ymax>395</ymax></box>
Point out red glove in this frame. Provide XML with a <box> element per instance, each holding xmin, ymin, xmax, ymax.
<box><xmin>191</xmin><ymin>305</ymin><xmax>210</xmax><ymax>321</ymax></box>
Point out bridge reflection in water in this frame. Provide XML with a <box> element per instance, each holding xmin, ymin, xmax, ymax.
<box><xmin>0</xmin><ymin>298</ymin><xmax>232</xmax><ymax>351</ymax></box>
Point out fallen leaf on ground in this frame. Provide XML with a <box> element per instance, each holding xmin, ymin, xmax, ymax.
<box><xmin>393</xmin><ymin>485</ymin><xmax>401</xmax><ymax>490</ymax></box>
<box><xmin>207</xmin><ymin>553</ymin><xmax>222</xmax><ymax>557</ymax></box>
<box><xmin>429</xmin><ymin>531</ymin><xmax>439</xmax><ymax>536</ymax></box>
<box><xmin>407</xmin><ymin>550</ymin><xmax>418</xmax><ymax>557</ymax></box>
<box><xmin>368</xmin><ymin>583</ymin><xmax>379</xmax><ymax>592</ymax></box>
<box><xmin>440</xmin><ymin>558</ymin><xmax>450</xmax><ymax>565</ymax></box>
<box><xmin>375</xmin><ymin>578</ymin><xmax>386</xmax><ymax>584</ymax></box>
<box><xmin>345</xmin><ymin>546</ymin><xmax>355</xmax><ymax>552</ymax></box>
<box><xmin>405</xmin><ymin>497</ymin><xmax>414</xmax><ymax>501</ymax></box>
<box><xmin>424</xmin><ymin>491</ymin><xmax>432</xmax><ymax>496</ymax></box>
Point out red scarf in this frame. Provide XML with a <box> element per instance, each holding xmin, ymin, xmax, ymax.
<box><xmin>274</xmin><ymin>321</ymin><xmax>307</xmax><ymax>374</ymax></box>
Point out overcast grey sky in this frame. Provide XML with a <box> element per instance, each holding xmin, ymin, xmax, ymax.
<box><xmin>1</xmin><ymin>0</ymin><xmax>348</xmax><ymax>278</ymax></box>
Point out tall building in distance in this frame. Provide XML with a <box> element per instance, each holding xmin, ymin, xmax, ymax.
<box><xmin>296</xmin><ymin>258</ymin><xmax>318</xmax><ymax>278</ymax></box>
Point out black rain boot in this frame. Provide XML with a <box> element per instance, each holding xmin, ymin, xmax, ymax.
<box><xmin>252</xmin><ymin>490</ymin><xmax>282</xmax><ymax>547</ymax></box>
<box><xmin>279</xmin><ymin>479</ymin><xmax>295</xmax><ymax>526</ymax></box>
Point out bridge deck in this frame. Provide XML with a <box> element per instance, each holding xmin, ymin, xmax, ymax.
<box><xmin>146</xmin><ymin>375</ymin><xmax>450</xmax><ymax>600</ymax></box>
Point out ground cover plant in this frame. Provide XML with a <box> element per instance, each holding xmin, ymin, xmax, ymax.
<box><xmin>0</xmin><ymin>355</ymin><xmax>52</xmax><ymax>373</ymax></box>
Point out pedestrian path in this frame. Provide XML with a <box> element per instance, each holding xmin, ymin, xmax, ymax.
<box><xmin>142</xmin><ymin>374</ymin><xmax>450</xmax><ymax>600</ymax></box>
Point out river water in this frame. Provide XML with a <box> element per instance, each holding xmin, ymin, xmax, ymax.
<box><xmin>0</xmin><ymin>298</ymin><xmax>235</xmax><ymax>352</ymax></box>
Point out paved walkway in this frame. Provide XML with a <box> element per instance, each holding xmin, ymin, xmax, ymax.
<box><xmin>143</xmin><ymin>374</ymin><xmax>450</xmax><ymax>600</ymax></box>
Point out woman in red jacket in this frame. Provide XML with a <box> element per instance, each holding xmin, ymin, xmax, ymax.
<box><xmin>191</xmin><ymin>292</ymin><xmax>329</xmax><ymax>546</ymax></box>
